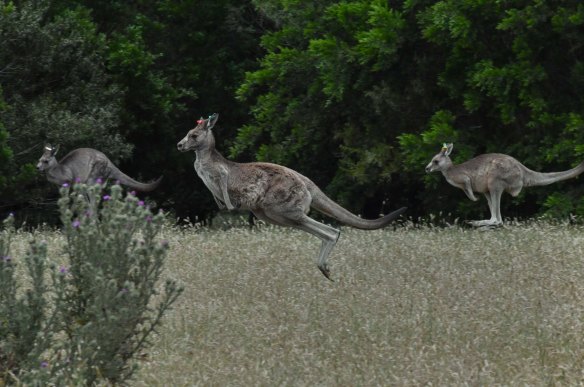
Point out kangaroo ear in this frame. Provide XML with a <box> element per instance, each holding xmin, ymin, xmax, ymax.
<box><xmin>206</xmin><ymin>113</ymin><xmax>219</xmax><ymax>130</ymax></box>
<box><xmin>52</xmin><ymin>144</ymin><xmax>60</xmax><ymax>156</ymax></box>
<box><xmin>44</xmin><ymin>144</ymin><xmax>57</xmax><ymax>155</ymax></box>
<box><xmin>441</xmin><ymin>143</ymin><xmax>453</xmax><ymax>156</ymax></box>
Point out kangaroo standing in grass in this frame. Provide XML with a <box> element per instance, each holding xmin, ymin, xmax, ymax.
<box><xmin>425</xmin><ymin>143</ymin><xmax>584</xmax><ymax>227</ymax></box>
<box><xmin>37</xmin><ymin>144</ymin><xmax>163</xmax><ymax>191</ymax></box>
<box><xmin>177</xmin><ymin>114</ymin><xmax>407</xmax><ymax>280</ymax></box>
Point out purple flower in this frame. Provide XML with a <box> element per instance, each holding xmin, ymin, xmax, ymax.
<box><xmin>2</xmin><ymin>256</ymin><xmax>11</xmax><ymax>263</ymax></box>
<box><xmin>84</xmin><ymin>210</ymin><xmax>92</xmax><ymax>218</ymax></box>
<box><xmin>96</xmin><ymin>178</ymin><xmax>103</xmax><ymax>184</ymax></box>
<box><xmin>130</xmin><ymin>191</ymin><xmax>136</xmax><ymax>196</ymax></box>
<box><xmin>72</xmin><ymin>219</ymin><xmax>80</xmax><ymax>228</ymax></box>
<box><xmin>59</xmin><ymin>266</ymin><xmax>68</xmax><ymax>274</ymax></box>
<box><xmin>62</xmin><ymin>183</ymin><xmax>69</xmax><ymax>188</ymax></box>
<box><xmin>138</xmin><ymin>200</ymin><xmax>145</xmax><ymax>207</ymax></box>
<box><xmin>40</xmin><ymin>361</ymin><xmax>48</xmax><ymax>368</ymax></box>
<box><xmin>161</xmin><ymin>240</ymin><xmax>169</xmax><ymax>247</ymax></box>
<box><xmin>75</xmin><ymin>177</ymin><xmax>81</xmax><ymax>183</ymax></box>
<box><xmin>146</xmin><ymin>215</ymin><xmax>153</xmax><ymax>223</ymax></box>
<box><xmin>103</xmin><ymin>195</ymin><xmax>111</xmax><ymax>201</ymax></box>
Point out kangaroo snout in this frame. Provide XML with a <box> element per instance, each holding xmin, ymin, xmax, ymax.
<box><xmin>177</xmin><ymin>141</ymin><xmax>185</xmax><ymax>151</ymax></box>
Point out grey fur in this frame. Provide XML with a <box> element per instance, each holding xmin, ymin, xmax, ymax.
<box><xmin>177</xmin><ymin>114</ymin><xmax>406</xmax><ymax>280</ymax></box>
<box><xmin>425</xmin><ymin>143</ymin><xmax>584</xmax><ymax>226</ymax></box>
<box><xmin>37</xmin><ymin>144</ymin><xmax>162</xmax><ymax>192</ymax></box>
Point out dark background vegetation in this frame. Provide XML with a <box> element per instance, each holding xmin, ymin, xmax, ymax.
<box><xmin>1</xmin><ymin>0</ymin><xmax>583</xmax><ymax>225</ymax></box>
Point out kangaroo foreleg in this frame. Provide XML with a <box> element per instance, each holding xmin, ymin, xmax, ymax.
<box><xmin>462</xmin><ymin>179</ymin><xmax>478</xmax><ymax>201</ymax></box>
<box><xmin>219</xmin><ymin>167</ymin><xmax>236</xmax><ymax>210</ymax></box>
<box><xmin>212</xmin><ymin>194</ymin><xmax>226</xmax><ymax>209</ymax></box>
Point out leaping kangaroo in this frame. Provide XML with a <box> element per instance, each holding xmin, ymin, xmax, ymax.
<box><xmin>426</xmin><ymin>143</ymin><xmax>584</xmax><ymax>226</ymax></box>
<box><xmin>37</xmin><ymin>144</ymin><xmax>163</xmax><ymax>192</ymax></box>
<box><xmin>177</xmin><ymin>114</ymin><xmax>407</xmax><ymax>280</ymax></box>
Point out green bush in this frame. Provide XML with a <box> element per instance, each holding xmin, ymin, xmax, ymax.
<box><xmin>0</xmin><ymin>215</ymin><xmax>55</xmax><ymax>381</ymax></box>
<box><xmin>0</xmin><ymin>183</ymin><xmax>183</xmax><ymax>385</ymax></box>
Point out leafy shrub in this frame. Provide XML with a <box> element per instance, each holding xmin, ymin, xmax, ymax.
<box><xmin>0</xmin><ymin>183</ymin><xmax>183</xmax><ymax>385</ymax></box>
<box><xmin>0</xmin><ymin>215</ymin><xmax>55</xmax><ymax>381</ymax></box>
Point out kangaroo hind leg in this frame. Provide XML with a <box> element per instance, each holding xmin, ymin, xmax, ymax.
<box><xmin>490</xmin><ymin>188</ymin><xmax>504</xmax><ymax>224</ymax></box>
<box><xmin>469</xmin><ymin>191</ymin><xmax>502</xmax><ymax>227</ymax></box>
<box><xmin>294</xmin><ymin>216</ymin><xmax>340</xmax><ymax>281</ymax></box>
<box><xmin>256</xmin><ymin>208</ymin><xmax>340</xmax><ymax>280</ymax></box>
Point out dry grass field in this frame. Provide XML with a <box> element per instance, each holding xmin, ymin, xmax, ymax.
<box><xmin>11</xmin><ymin>219</ymin><xmax>584</xmax><ymax>385</ymax></box>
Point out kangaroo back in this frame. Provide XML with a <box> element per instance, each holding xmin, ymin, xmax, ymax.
<box><xmin>522</xmin><ymin>161</ymin><xmax>584</xmax><ymax>187</ymax></box>
<box><xmin>304</xmin><ymin>179</ymin><xmax>406</xmax><ymax>229</ymax></box>
<box><xmin>58</xmin><ymin>148</ymin><xmax>163</xmax><ymax>192</ymax></box>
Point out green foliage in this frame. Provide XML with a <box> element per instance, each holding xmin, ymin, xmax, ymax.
<box><xmin>0</xmin><ymin>184</ymin><xmax>182</xmax><ymax>385</ymax></box>
<box><xmin>0</xmin><ymin>0</ymin><xmax>131</xmax><ymax>220</ymax></box>
<box><xmin>0</xmin><ymin>0</ymin><xmax>264</xmax><ymax>223</ymax></box>
<box><xmin>399</xmin><ymin>110</ymin><xmax>459</xmax><ymax>173</ymax></box>
<box><xmin>0</xmin><ymin>1</ymin><xmax>128</xmax><ymax>153</ymax></box>
<box><xmin>403</xmin><ymin>0</ymin><xmax>584</xmax><ymax>218</ymax></box>
<box><xmin>238</xmin><ymin>0</ymin><xmax>423</xmax><ymax>215</ymax></box>
<box><xmin>0</xmin><ymin>215</ymin><xmax>55</xmax><ymax>380</ymax></box>
<box><xmin>0</xmin><ymin>118</ymin><xmax>14</xmax><ymax>192</ymax></box>
<box><xmin>237</xmin><ymin>0</ymin><xmax>584</xmax><ymax>220</ymax></box>
<box><xmin>1</xmin><ymin>0</ymin><xmax>584</xmax><ymax>222</ymax></box>
<box><xmin>542</xmin><ymin>192</ymin><xmax>575</xmax><ymax>219</ymax></box>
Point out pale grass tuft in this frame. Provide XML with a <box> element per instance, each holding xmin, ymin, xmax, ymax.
<box><xmin>10</xmin><ymin>220</ymin><xmax>584</xmax><ymax>384</ymax></box>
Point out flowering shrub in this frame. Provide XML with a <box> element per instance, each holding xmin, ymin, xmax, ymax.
<box><xmin>0</xmin><ymin>183</ymin><xmax>183</xmax><ymax>385</ymax></box>
<box><xmin>0</xmin><ymin>215</ymin><xmax>55</xmax><ymax>381</ymax></box>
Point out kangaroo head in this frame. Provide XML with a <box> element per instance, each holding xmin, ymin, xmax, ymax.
<box><xmin>425</xmin><ymin>143</ymin><xmax>453</xmax><ymax>173</ymax></box>
<box><xmin>177</xmin><ymin>113</ymin><xmax>219</xmax><ymax>152</ymax></box>
<box><xmin>37</xmin><ymin>144</ymin><xmax>59</xmax><ymax>172</ymax></box>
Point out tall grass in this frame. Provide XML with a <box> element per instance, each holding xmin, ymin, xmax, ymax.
<box><xmin>11</xmin><ymin>220</ymin><xmax>584</xmax><ymax>385</ymax></box>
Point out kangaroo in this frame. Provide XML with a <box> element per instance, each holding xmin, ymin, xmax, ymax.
<box><xmin>37</xmin><ymin>144</ymin><xmax>163</xmax><ymax>191</ymax></box>
<box><xmin>177</xmin><ymin>113</ymin><xmax>406</xmax><ymax>280</ymax></box>
<box><xmin>425</xmin><ymin>143</ymin><xmax>584</xmax><ymax>226</ymax></box>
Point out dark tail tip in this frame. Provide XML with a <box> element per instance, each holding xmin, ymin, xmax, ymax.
<box><xmin>144</xmin><ymin>175</ymin><xmax>163</xmax><ymax>192</ymax></box>
<box><xmin>384</xmin><ymin>206</ymin><xmax>407</xmax><ymax>223</ymax></box>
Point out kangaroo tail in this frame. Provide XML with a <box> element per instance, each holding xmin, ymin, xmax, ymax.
<box><xmin>523</xmin><ymin>161</ymin><xmax>584</xmax><ymax>187</ymax></box>
<box><xmin>112</xmin><ymin>169</ymin><xmax>163</xmax><ymax>192</ymax></box>
<box><xmin>306</xmin><ymin>180</ymin><xmax>406</xmax><ymax>230</ymax></box>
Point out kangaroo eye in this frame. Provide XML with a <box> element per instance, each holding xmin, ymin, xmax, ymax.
<box><xmin>433</xmin><ymin>160</ymin><xmax>438</xmax><ymax>164</ymax></box>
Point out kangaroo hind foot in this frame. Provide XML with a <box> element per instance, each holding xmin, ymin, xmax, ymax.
<box><xmin>255</xmin><ymin>208</ymin><xmax>340</xmax><ymax>281</ymax></box>
<box><xmin>467</xmin><ymin>219</ymin><xmax>503</xmax><ymax>228</ymax></box>
<box><xmin>296</xmin><ymin>216</ymin><xmax>340</xmax><ymax>281</ymax></box>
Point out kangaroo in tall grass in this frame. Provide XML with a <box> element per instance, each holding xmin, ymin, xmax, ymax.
<box><xmin>177</xmin><ymin>114</ymin><xmax>407</xmax><ymax>280</ymax></box>
<box><xmin>37</xmin><ymin>144</ymin><xmax>163</xmax><ymax>191</ymax></box>
<box><xmin>425</xmin><ymin>143</ymin><xmax>584</xmax><ymax>226</ymax></box>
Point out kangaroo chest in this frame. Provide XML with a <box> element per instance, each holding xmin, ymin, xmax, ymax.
<box><xmin>46</xmin><ymin>165</ymin><xmax>74</xmax><ymax>185</ymax></box>
<box><xmin>194</xmin><ymin>159</ymin><xmax>228</xmax><ymax>199</ymax></box>
<box><xmin>46</xmin><ymin>170</ymin><xmax>65</xmax><ymax>185</ymax></box>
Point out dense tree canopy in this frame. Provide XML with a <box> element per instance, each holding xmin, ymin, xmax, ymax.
<box><xmin>0</xmin><ymin>0</ymin><xmax>583</xmax><ymax>224</ymax></box>
<box><xmin>0</xmin><ymin>0</ymin><xmax>129</xmax><ymax>222</ymax></box>
<box><xmin>237</xmin><ymin>0</ymin><xmax>584</xmax><ymax>220</ymax></box>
